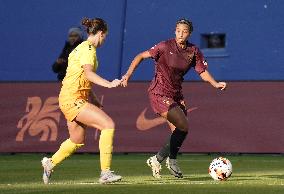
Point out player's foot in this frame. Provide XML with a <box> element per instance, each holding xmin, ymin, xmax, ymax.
<box><xmin>41</xmin><ymin>157</ymin><xmax>53</xmax><ymax>184</ymax></box>
<box><xmin>146</xmin><ymin>155</ymin><xmax>162</xmax><ymax>178</ymax></box>
<box><xmin>99</xmin><ymin>170</ymin><xmax>122</xmax><ymax>184</ymax></box>
<box><xmin>166</xmin><ymin>157</ymin><xmax>183</xmax><ymax>178</ymax></box>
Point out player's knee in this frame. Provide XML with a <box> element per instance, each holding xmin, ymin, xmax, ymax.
<box><xmin>176</xmin><ymin>121</ymin><xmax>189</xmax><ymax>132</ymax></box>
<box><xmin>181</xmin><ymin>125</ymin><xmax>189</xmax><ymax>132</ymax></box>
<box><xmin>102</xmin><ymin>118</ymin><xmax>115</xmax><ymax>129</ymax></box>
<box><xmin>70</xmin><ymin>135</ymin><xmax>85</xmax><ymax>144</ymax></box>
<box><xmin>178</xmin><ymin>125</ymin><xmax>189</xmax><ymax>132</ymax></box>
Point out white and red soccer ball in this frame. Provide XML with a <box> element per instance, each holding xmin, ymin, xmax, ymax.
<box><xmin>209</xmin><ymin>157</ymin><xmax>232</xmax><ymax>181</ymax></box>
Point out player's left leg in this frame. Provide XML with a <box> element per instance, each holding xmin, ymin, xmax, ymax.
<box><xmin>42</xmin><ymin>121</ymin><xmax>85</xmax><ymax>184</ymax></box>
<box><xmin>147</xmin><ymin>121</ymin><xmax>174</xmax><ymax>178</ymax></box>
<box><xmin>155</xmin><ymin>121</ymin><xmax>175</xmax><ymax>163</ymax></box>
<box><xmin>51</xmin><ymin>121</ymin><xmax>85</xmax><ymax>166</ymax></box>
<box><xmin>160</xmin><ymin>106</ymin><xmax>189</xmax><ymax>178</ymax></box>
<box><xmin>155</xmin><ymin>101</ymin><xmax>188</xmax><ymax>176</ymax></box>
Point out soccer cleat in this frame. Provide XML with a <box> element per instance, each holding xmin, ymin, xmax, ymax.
<box><xmin>146</xmin><ymin>155</ymin><xmax>162</xmax><ymax>178</ymax></box>
<box><xmin>99</xmin><ymin>170</ymin><xmax>122</xmax><ymax>184</ymax></box>
<box><xmin>166</xmin><ymin>157</ymin><xmax>183</xmax><ymax>178</ymax></box>
<box><xmin>41</xmin><ymin>157</ymin><xmax>53</xmax><ymax>184</ymax></box>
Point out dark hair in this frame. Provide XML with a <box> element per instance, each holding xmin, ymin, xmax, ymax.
<box><xmin>176</xmin><ymin>18</ymin><xmax>193</xmax><ymax>33</ymax></box>
<box><xmin>81</xmin><ymin>17</ymin><xmax>108</xmax><ymax>34</ymax></box>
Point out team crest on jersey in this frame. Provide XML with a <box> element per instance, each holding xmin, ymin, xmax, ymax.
<box><xmin>187</xmin><ymin>53</ymin><xmax>194</xmax><ymax>63</ymax></box>
<box><xmin>16</xmin><ymin>97</ymin><xmax>61</xmax><ymax>142</ymax></box>
<box><xmin>162</xmin><ymin>99</ymin><xmax>171</xmax><ymax>105</ymax></box>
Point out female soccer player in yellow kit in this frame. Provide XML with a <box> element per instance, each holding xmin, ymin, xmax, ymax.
<box><xmin>41</xmin><ymin>17</ymin><xmax>122</xmax><ymax>184</ymax></box>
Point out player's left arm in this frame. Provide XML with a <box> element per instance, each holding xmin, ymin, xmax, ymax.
<box><xmin>194</xmin><ymin>47</ymin><xmax>227</xmax><ymax>90</ymax></box>
<box><xmin>200</xmin><ymin>70</ymin><xmax>227</xmax><ymax>90</ymax></box>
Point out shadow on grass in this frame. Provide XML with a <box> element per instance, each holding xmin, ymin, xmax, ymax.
<box><xmin>227</xmin><ymin>178</ymin><xmax>258</xmax><ymax>182</ymax></box>
<box><xmin>259</xmin><ymin>175</ymin><xmax>284</xmax><ymax>180</ymax></box>
<box><xmin>143</xmin><ymin>176</ymin><xmax>213</xmax><ymax>183</ymax></box>
<box><xmin>185</xmin><ymin>175</ymin><xmax>259</xmax><ymax>182</ymax></box>
<box><xmin>183</xmin><ymin>176</ymin><xmax>212</xmax><ymax>181</ymax></box>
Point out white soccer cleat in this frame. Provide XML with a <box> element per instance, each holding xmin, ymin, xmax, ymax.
<box><xmin>166</xmin><ymin>157</ymin><xmax>183</xmax><ymax>178</ymax></box>
<box><xmin>41</xmin><ymin>157</ymin><xmax>53</xmax><ymax>184</ymax></box>
<box><xmin>99</xmin><ymin>170</ymin><xmax>122</xmax><ymax>184</ymax></box>
<box><xmin>146</xmin><ymin>155</ymin><xmax>162</xmax><ymax>178</ymax></box>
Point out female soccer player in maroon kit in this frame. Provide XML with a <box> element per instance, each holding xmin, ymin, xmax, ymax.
<box><xmin>122</xmin><ymin>19</ymin><xmax>227</xmax><ymax>178</ymax></box>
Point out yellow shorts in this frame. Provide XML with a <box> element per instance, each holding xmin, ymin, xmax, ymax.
<box><xmin>59</xmin><ymin>96</ymin><xmax>88</xmax><ymax>122</ymax></box>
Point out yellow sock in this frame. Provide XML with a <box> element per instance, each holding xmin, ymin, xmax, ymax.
<box><xmin>99</xmin><ymin>128</ymin><xmax>114</xmax><ymax>171</ymax></box>
<box><xmin>51</xmin><ymin>138</ymin><xmax>84</xmax><ymax>167</ymax></box>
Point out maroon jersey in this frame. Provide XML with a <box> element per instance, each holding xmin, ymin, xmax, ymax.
<box><xmin>148</xmin><ymin>39</ymin><xmax>207</xmax><ymax>99</ymax></box>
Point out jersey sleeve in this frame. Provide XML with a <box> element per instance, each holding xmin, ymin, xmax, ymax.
<box><xmin>194</xmin><ymin>47</ymin><xmax>208</xmax><ymax>74</ymax></box>
<box><xmin>148</xmin><ymin>41</ymin><xmax>166</xmax><ymax>61</ymax></box>
<box><xmin>80</xmin><ymin>45</ymin><xmax>96</xmax><ymax>67</ymax></box>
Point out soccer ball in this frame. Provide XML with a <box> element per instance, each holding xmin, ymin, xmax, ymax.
<box><xmin>208</xmin><ymin>157</ymin><xmax>232</xmax><ymax>181</ymax></box>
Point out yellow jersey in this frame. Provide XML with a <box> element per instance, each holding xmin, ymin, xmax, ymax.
<box><xmin>60</xmin><ymin>41</ymin><xmax>98</xmax><ymax>100</ymax></box>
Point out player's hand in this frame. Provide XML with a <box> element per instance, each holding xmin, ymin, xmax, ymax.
<box><xmin>121</xmin><ymin>74</ymin><xmax>130</xmax><ymax>87</ymax></box>
<box><xmin>180</xmin><ymin>100</ymin><xmax>188</xmax><ymax>112</ymax></box>
<box><xmin>109</xmin><ymin>79</ymin><xmax>121</xmax><ymax>88</ymax></box>
<box><xmin>180</xmin><ymin>100</ymin><xmax>187</xmax><ymax>109</ymax></box>
<box><xmin>215</xmin><ymin>82</ymin><xmax>227</xmax><ymax>90</ymax></box>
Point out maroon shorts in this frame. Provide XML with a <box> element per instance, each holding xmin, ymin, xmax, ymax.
<box><xmin>148</xmin><ymin>92</ymin><xmax>187</xmax><ymax>115</ymax></box>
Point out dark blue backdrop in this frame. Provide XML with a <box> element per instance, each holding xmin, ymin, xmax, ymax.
<box><xmin>1</xmin><ymin>0</ymin><xmax>284</xmax><ymax>81</ymax></box>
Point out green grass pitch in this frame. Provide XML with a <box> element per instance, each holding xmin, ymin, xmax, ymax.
<box><xmin>0</xmin><ymin>154</ymin><xmax>283</xmax><ymax>194</ymax></box>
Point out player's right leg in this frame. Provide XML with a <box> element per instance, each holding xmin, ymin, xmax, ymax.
<box><xmin>76</xmin><ymin>103</ymin><xmax>122</xmax><ymax>184</ymax></box>
<box><xmin>42</xmin><ymin>121</ymin><xmax>85</xmax><ymax>184</ymax></box>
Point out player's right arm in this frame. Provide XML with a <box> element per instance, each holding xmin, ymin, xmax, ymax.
<box><xmin>122</xmin><ymin>41</ymin><xmax>166</xmax><ymax>87</ymax></box>
<box><xmin>83</xmin><ymin>64</ymin><xmax>121</xmax><ymax>88</ymax></box>
<box><xmin>121</xmin><ymin>51</ymin><xmax>151</xmax><ymax>87</ymax></box>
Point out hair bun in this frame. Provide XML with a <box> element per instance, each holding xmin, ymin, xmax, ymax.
<box><xmin>81</xmin><ymin>18</ymin><xmax>92</xmax><ymax>27</ymax></box>
<box><xmin>81</xmin><ymin>17</ymin><xmax>108</xmax><ymax>35</ymax></box>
